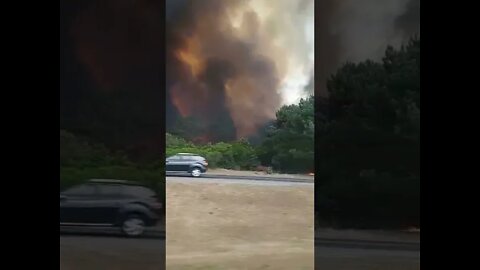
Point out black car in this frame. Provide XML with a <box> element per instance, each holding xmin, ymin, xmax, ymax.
<box><xmin>166</xmin><ymin>153</ymin><xmax>208</xmax><ymax>177</ymax></box>
<box><xmin>60</xmin><ymin>179</ymin><xmax>162</xmax><ymax>237</ymax></box>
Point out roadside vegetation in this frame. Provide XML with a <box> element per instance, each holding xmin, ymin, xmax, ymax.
<box><xmin>315</xmin><ymin>37</ymin><xmax>420</xmax><ymax>229</ymax></box>
<box><xmin>60</xmin><ymin>130</ymin><xmax>165</xmax><ymax>199</ymax></box>
<box><xmin>166</xmin><ymin>95</ymin><xmax>314</xmax><ymax>174</ymax></box>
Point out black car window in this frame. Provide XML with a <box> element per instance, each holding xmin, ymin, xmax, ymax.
<box><xmin>63</xmin><ymin>184</ymin><xmax>96</xmax><ymax>196</ymax></box>
<box><xmin>97</xmin><ymin>184</ymin><xmax>123</xmax><ymax>196</ymax></box>
<box><xmin>124</xmin><ymin>185</ymin><xmax>156</xmax><ymax>198</ymax></box>
<box><xmin>168</xmin><ymin>155</ymin><xmax>180</xmax><ymax>161</ymax></box>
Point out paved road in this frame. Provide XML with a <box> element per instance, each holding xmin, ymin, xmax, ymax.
<box><xmin>167</xmin><ymin>175</ymin><xmax>314</xmax><ymax>186</ymax></box>
<box><xmin>316</xmin><ymin>237</ymin><xmax>419</xmax><ymax>251</ymax></box>
<box><xmin>60</xmin><ymin>235</ymin><xmax>165</xmax><ymax>270</ymax></box>
<box><xmin>60</xmin><ymin>234</ymin><xmax>418</xmax><ymax>270</ymax></box>
<box><xmin>315</xmin><ymin>245</ymin><xmax>419</xmax><ymax>270</ymax></box>
<box><xmin>167</xmin><ymin>172</ymin><xmax>314</xmax><ymax>183</ymax></box>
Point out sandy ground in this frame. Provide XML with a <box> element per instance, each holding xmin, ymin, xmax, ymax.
<box><xmin>166</xmin><ymin>177</ymin><xmax>314</xmax><ymax>270</ymax></box>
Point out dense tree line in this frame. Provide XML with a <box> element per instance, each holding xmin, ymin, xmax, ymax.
<box><xmin>60</xmin><ymin>130</ymin><xmax>165</xmax><ymax>203</ymax></box>
<box><xmin>167</xmin><ymin>97</ymin><xmax>314</xmax><ymax>173</ymax></box>
<box><xmin>315</xmin><ymin>37</ymin><xmax>420</xmax><ymax>229</ymax></box>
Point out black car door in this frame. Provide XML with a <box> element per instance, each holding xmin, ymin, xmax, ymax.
<box><xmin>179</xmin><ymin>155</ymin><xmax>193</xmax><ymax>171</ymax></box>
<box><xmin>166</xmin><ymin>156</ymin><xmax>181</xmax><ymax>171</ymax></box>
<box><xmin>60</xmin><ymin>183</ymin><xmax>98</xmax><ymax>224</ymax></box>
<box><xmin>94</xmin><ymin>184</ymin><xmax>124</xmax><ymax>224</ymax></box>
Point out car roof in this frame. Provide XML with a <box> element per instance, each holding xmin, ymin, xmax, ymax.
<box><xmin>176</xmin><ymin>153</ymin><xmax>199</xmax><ymax>156</ymax></box>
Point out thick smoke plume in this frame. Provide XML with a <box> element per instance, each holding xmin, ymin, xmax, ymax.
<box><xmin>166</xmin><ymin>0</ymin><xmax>314</xmax><ymax>142</ymax></box>
<box><xmin>68</xmin><ymin>0</ymin><xmax>419</xmax><ymax>144</ymax></box>
<box><xmin>316</xmin><ymin>0</ymin><xmax>420</xmax><ymax>95</ymax></box>
<box><xmin>72</xmin><ymin>0</ymin><xmax>163</xmax><ymax>92</ymax></box>
<box><xmin>66</xmin><ymin>0</ymin><xmax>170</xmax><ymax>159</ymax></box>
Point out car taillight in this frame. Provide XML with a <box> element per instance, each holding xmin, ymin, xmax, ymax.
<box><xmin>204</xmin><ymin>160</ymin><xmax>208</xmax><ymax>166</ymax></box>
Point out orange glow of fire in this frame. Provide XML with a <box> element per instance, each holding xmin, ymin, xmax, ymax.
<box><xmin>169</xmin><ymin>79</ymin><xmax>210</xmax><ymax>119</ymax></box>
<box><xmin>192</xmin><ymin>135</ymin><xmax>211</xmax><ymax>144</ymax></box>
<box><xmin>170</xmin><ymin>10</ymin><xmax>283</xmax><ymax>140</ymax></box>
<box><xmin>171</xmin><ymin>35</ymin><xmax>207</xmax><ymax>119</ymax></box>
<box><xmin>224</xmin><ymin>78</ymin><xmax>277</xmax><ymax>139</ymax></box>
<box><xmin>176</xmin><ymin>50</ymin><xmax>202</xmax><ymax>78</ymax></box>
<box><xmin>170</xmin><ymin>83</ymin><xmax>193</xmax><ymax>117</ymax></box>
<box><xmin>175</xmin><ymin>35</ymin><xmax>204</xmax><ymax>78</ymax></box>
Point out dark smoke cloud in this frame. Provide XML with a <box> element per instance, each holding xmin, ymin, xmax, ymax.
<box><xmin>316</xmin><ymin>0</ymin><xmax>420</xmax><ymax>96</ymax></box>
<box><xmin>316</xmin><ymin>0</ymin><xmax>342</xmax><ymax>97</ymax></box>
<box><xmin>166</xmin><ymin>0</ymin><xmax>286</xmax><ymax>141</ymax></box>
<box><xmin>72</xmin><ymin>0</ymin><xmax>163</xmax><ymax>91</ymax></box>
<box><xmin>66</xmin><ymin>0</ymin><xmax>419</xmax><ymax>145</ymax></box>
<box><xmin>166</xmin><ymin>0</ymin><xmax>239</xmax><ymax>141</ymax></box>
<box><xmin>166</xmin><ymin>0</ymin><xmax>187</xmax><ymax>21</ymax></box>
<box><xmin>64</xmin><ymin>0</ymin><xmax>165</xmax><ymax>159</ymax></box>
<box><xmin>395</xmin><ymin>0</ymin><xmax>421</xmax><ymax>37</ymax></box>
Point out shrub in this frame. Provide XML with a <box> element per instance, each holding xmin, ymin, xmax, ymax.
<box><xmin>166</xmin><ymin>134</ymin><xmax>259</xmax><ymax>170</ymax></box>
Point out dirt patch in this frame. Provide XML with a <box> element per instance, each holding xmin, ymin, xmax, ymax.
<box><xmin>166</xmin><ymin>179</ymin><xmax>314</xmax><ymax>270</ymax></box>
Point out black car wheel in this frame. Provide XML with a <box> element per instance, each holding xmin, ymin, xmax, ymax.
<box><xmin>121</xmin><ymin>214</ymin><xmax>146</xmax><ymax>237</ymax></box>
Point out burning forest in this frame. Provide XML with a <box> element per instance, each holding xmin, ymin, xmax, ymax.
<box><xmin>61</xmin><ymin>0</ymin><xmax>418</xmax><ymax>154</ymax></box>
<box><xmin>166</xmin><ymin>0</ymin><xmax>418</xmax><ymax>143</ymax></box>
<box><xmin>166</xmin><ymin>0</ymin><xmax>314</xmax><ymax>143</ymax></box>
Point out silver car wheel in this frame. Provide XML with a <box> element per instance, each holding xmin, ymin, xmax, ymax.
<box><xmin>191</xmin><ymin>168</ymin><xmax>201</xmax><ymax>177</ymax></box>
<box><xmin>122</xmin><ymin>216</ymin><xmax>146</xmax><ymax>237</ymax></box>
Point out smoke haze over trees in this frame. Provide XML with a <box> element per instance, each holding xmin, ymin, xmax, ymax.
<box><xmin>316</xmin><ymin>0</ymin><xmax>420</xmax><ymax>96</ymax></box>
